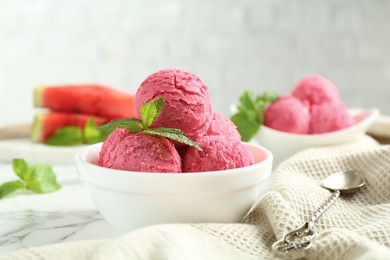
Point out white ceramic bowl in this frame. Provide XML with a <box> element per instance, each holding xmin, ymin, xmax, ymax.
<box><xmin>76</xmin><ymin>142</ymin><xmax>273</xmax><ymax>231</ymax></box>
<box><xmin>256</xmin><ymin>108</ymin><xmax>380</xmax><ymax>166</ymax></box>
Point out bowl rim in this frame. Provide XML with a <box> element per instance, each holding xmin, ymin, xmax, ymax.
<box><xmin>75</xmin><ymin>142</ymin><xmax>273</xmax><ymax>194</ymax></box>
<box><xmin>259</xmin><ymin>107</ymin><xmax>380</xmax><ymax>139</ymax></box>
<box><xmin>75</xmin><ymin>142</ymin><xmax>273</xmax><ymax>177</ymax></box>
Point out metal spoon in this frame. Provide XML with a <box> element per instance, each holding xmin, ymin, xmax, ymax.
<box><xmin>272</xmin><ymin>170</ymin><xmax>366</xmax><ymax>259</ymax></box>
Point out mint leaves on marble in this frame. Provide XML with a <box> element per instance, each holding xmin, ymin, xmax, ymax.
<box><xmin>46</xmin><ymin>117</ymin><xmax>108</xmax><ymax>146</ymax></box>
<box><xmin>98</xmin><ymin>97</ymin><xmax>202</xmax><ymax>151</ymax></box>
<box><xmin>0</xmin><ymin>159</ymin><xmax>61</xmax><ymax>199</ymax></box>
<box><xmin>231</xmin><ymin>90</ymin><xmax>278</xmax><ymax>142</ymax></box>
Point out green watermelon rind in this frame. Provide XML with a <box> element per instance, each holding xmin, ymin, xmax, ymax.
<box><xmin>30</xmin><ymin>114</ymin><xmax>43</xmax><ymax>142</ymax></box>
<box><xmin>34</xmin><ymin>87</ymin><xmax>44</xmax><ymax>107</ymax></box>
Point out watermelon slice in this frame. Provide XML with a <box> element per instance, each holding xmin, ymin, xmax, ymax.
<box><xmin>34</xmin><ymin>85</ymin><xmax>135</xmax><ymax>120</ymax></box>
<box><xmin>30</xmin><ymin>112</ymin><xmax>110</xmax><ymax>142</ymax></box>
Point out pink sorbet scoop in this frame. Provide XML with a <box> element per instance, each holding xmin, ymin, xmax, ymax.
<box><xmin>309</xmin><ymin>102</ymin><xmax>355</xmax><ymax>134</ymax></box>
<box><xmin>99</xmin><ymin>129</ymin><xmax>182</xmax><ymax>173</ymax></box>
<box><xmin>182</xmin><ymin>135</ymin><xmax>254</xmax><ymax>173</ymax></box>
<box><xmin>206</xmin><ymin>112</ymin><xmax>242</xmax><ymax>143</ymax></box>
<box><xmin>134</xmin><ymin>69</ymin><xmax>213</xmax><ymax>142</ymax></box>
<box><xmin>264</xmin><ymin>95</ymin><xmax>310</xmax><ymax>134</ymax></box>
<box><xmin>292</xmin><ymin>75</ymin><xmax>340</xmax><ymax>106</ymax></box>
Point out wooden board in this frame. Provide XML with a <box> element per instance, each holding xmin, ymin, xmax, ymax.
<box><xmin>0</xmin><ymin>123</ymin><xmax>31</xmax><ymax>140</ymax></box>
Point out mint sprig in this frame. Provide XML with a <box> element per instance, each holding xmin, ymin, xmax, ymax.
<box><xmin>140</xmin><ymin>97</ymin><xmax>163</xmax><ymax>128</ymax></box>
<box><xmin>0</xmin><ymin>181</ymin><xmax>26</xmax><ymax>199</ymax></box>
<box><xmin>144</xmin><ymin>127</ymin><xmax>202</xmax><ymax>150</ymax></box>
<box><xmin>97</xmin><ymin>118</ymin><xmax>143</xmax><ymax>136</ymax></box>
<box><xmin>46</xmin><ymin>117</ymin><xmax>107</xmax><ymax>146</ymax></box>
<box><xmin>84</xmin><ymin>117</ymin><xmax>110</xmax><ymax>144</ymax></box>
<box><xmin>230</xmin><ymin>90</ymin><xmax>278</xmax><ymax>142</ymax></box>
<box><xmin>0</xmin><ymin>159</ymin><xmax>61</xmax><ymax>199</ymax></box>
<box><xmin>97</xmin><ymin>97</ymin><xmax>202</xmax><ymax>151</ymax></box>
<box><xmin>46</xmin><ymin>127</ymin><xmax>83</xmax><ymax>146</ymax></box>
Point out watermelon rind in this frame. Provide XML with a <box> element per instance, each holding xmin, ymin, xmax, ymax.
<box><xmin>34</xmin><ymin>87</ymin><xmax>44</xmax><ymax>108</ymax></box>
<box><xmin>30</xmin><ymin>114</ymin><xmax>43</xmax><ymax>142</ymax></box>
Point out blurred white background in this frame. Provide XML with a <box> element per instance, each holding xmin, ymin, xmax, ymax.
<box><xmin>0</xmin><ymin>0</ymin><xmax>390</xmax><ymax>126</ymax></box>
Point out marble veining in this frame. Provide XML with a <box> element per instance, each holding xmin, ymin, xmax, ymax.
<box><xmin>0</xmin><ymin>162</ymin><xmax>129</xmax><ymax>255</ymax></box>
<box><xmin>0</xmin><ymin>210</ymin><xmax>123</xmax><ymax>254</ymax></box>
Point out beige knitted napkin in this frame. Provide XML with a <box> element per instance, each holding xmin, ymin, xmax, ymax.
<box><xmin>2</xmin><ymin>137</ymin><xmax>390</xmax><ymax>260</ymax></box>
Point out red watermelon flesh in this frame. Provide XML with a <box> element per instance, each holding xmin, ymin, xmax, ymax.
<box><xmin>35</xmin><ymin>85</ymin><xmax>135</xmax><ymax>120</ymax></box>
<box><xmin>30</xmin><ymin>112</ymin><xmax>110</xmax><ymax>142</ymax></box>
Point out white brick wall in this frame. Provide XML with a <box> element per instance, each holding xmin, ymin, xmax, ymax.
<box><xmin>0</xmin><ymin>0</ymin><xmax>389</xmax><ymax>126</ymax></box>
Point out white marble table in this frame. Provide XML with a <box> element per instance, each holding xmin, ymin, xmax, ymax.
<box><xmin>0</xmin><ymin>163</ymin><xmax>124</xmax><ymax>255</ymax></box>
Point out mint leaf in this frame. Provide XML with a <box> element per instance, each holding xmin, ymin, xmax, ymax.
<box><xmin>97</xmin><ymin>118</ymin><xmax>143</xmax><ymax>135</ymax></box>
<box><xmin>27</xmin><ymin>164</ymin><xmax>61</xmax><ymax>194</ymax></box>
<box><xmin>84</xmin><ymin>117</ymin><xmax>106</xmax><ymax>144</ymax></box>
<box><xmin>139</xmin><ymin>97</ymin><xmax>164</xmax><ymax>129</ymax></box>
<box><xmin>260</xmin><ymin>91</ymin><xmax>278</xmax><ymax>103</ymax></box>
<box><xmin>45</xmin><ymin>127</ymin><xmax>83</xmax><ymax>146</ymax></box>
<box><xmin>231</xmin><ymin>111</ymin><xmax>261</xmax><ymax>142</ymax></box>
<box><xmin>144</xmin><ymin>127</ymin><xmax>203</xmax><ymax>151</ymax></box>
<box><xmin>43</xmin><ymin>117</ymin><xmax>109</xmax><ymax>146</ymax></box>
<box><xmin>29</xmin><ymin>164</ymin><xmax>56</xmax><ymax>182</ymax></box>
<box><xmin>231</xmin><ymin>90</ymin><xmax>278</xmax><ymax>141</ymax></box>
<box><xmin>0</xmin><ymin>160</ymin><xmax>61</xmax><ymax>199</ymax></box>
<box><xmin>12</xmin><ymin>159</ymin><xmax>30</xmax><ymax>181</ymax></box>
<box><xmin>85</xmin><ymin>116</ymin><xmax>96</xmax><ymax>129</ymax></box>
<box><xmin>28</xmin><ymin>181</ymin><xmax>61</xmax><ymax>194</ymax></box>
<box><xmin>238</xmin><ymin>91</ymin><xmax>257</xmax><ymax>112</ymax></box>
<box><xmin>0</xmin><ymin>181</ymin><xmax>26</xmax><ymax>199</ymax></box>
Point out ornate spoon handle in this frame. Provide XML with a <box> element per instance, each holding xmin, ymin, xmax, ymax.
<box><xmin>307</xmin><ymin>190</ymin><xmax>340</xmax><ymax>223</ymax></box>
<box><xmin>272</xmin><ymin>190</ymin><xmax>341</xmax><ymax>259</ymax></box>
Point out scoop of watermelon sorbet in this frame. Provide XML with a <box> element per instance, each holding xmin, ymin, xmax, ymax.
<box><xmin>264</xmin><ymin>95</ymin><xmax>310</xmax><ymax>134</ymax></box>
<box><xmin>292</xmin><ymin>75</ymin><xmax>340</xmax><ymax>106</ymax></box>
<box><xmin>309</xmin><ymin>102</ymin><xmax>355</xmax><ymax>134</ymax></box>
<box><xmin>99</xmin><ymin>129</ymin><xmax>181</xmax><ymax>173</ymax></box>
<box><xmin>182</xmin><ymin>135</ymin><xmax>254</xmax><ymax>173</ymax></box>
<box><xmin>182</xmin><ymin>112</ymin><xmax>252</xmax><ymax>172</ymax></box>
<box><xmin>206</xmin><ymin>112</ymin><xmax>242</xmax><ymax>143</ymax></box>
<box><xmin>134</xmin><ymin>69</ymin><xmax>213</xmax><ymax>141</ymax></box>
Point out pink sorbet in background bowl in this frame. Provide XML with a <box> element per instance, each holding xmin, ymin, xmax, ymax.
<box><xmin>76</xmin><ymin>142</ymin><xmax>273</xmax><ymax>231</ymax></box>
<box><xmin>292</xmin><ymin>74</ymin><xmax>340</xmax><ymax>106</ymax></box>
<box><xmin>256</xmin><ymin>108</ymin><xmax>379</xmax><ymax>167</ymax></box>
<box><xmin>309</xmin><ymin>102</ymin><xmax>355</xmax><ymax>134</ymax></box>
<box><xmin>256</xmin><ymin>74</ymin><xmax>379</xmax><ymax>166</ymax></box>
<box><xmin>264</xmin><ymin>95</ymin><xmax>310</xmax><ymax>134</ymax></box>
